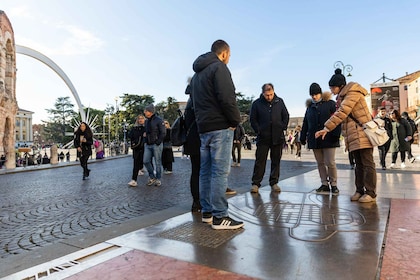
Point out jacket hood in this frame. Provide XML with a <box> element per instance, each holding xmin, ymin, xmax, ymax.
<box><xmin>193</xmin><ymin>52</ymin><xmax>220</xmax><ymax>73</ymax></box>
<box><xmin>340</xmin><ymin>82</ymin><xmax>368</xmax><ymax>97</ymax></box>
<box><xmin>305</xmin><ymin>92</ymin><xmax>333</xmax><ymax>108</ymax></box>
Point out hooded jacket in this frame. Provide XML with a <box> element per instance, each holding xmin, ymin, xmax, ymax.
<box><xmin>323</xmin><ymin>82</ymin><xmax>372</xmax><ymax>152</ymax></box>
<box><xmin>191</xmin><ymin>52</ymin><xmax>241</xmax><ymax>133</ymax></box>
<box><xmin>250</xmin><ymin>93</ymin><xmax>289</xmax><ymax>145</ymax></box>
<box><xmin>300</xmin><ymin>92</ymin><xmax>341</xmax><ymax>149</ymax></box>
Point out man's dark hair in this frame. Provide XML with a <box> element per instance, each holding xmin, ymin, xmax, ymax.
<box><xmin>261</xmin><ymin>83</ymin><xmax>275</xmax><ymax>92</ymax></box>
<box><xmin>211</xmin><ymin>40</ymin><xmax>230</xmax><ymax>55</ymax></box>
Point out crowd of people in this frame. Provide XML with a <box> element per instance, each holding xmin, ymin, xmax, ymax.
<box><xmin>7</xmin><ymin>39</ymin><xmax>415</xmax><ymax>231</ymax></box>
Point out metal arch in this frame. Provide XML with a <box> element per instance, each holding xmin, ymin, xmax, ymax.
<box><xmin>15</xmin><ymin>45</ymin><xmax>86</xmax><ymax>122</ymax></box>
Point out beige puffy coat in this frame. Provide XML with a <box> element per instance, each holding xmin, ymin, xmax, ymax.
<box><xmin>324</xmin><ymin>82</ymin><xmax>373</xmax><ymax>152</ymax></box>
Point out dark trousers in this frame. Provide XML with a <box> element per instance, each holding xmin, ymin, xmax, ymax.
<box><xmin>378</xmin><ymin>141</ymin><xmax>391</xmax><ymax>167</ymax></box>
<box><xmin>392</xmin><ymin>151</ymin><xmax>406</xmax><ymax>163</ymax></box>
<box><xmin>79</xmin><ymin>154</ymin><xmax>89</xmax><ymax>176</ymax></box>
<box><xmin>189</xmin><ymin>154</ymin><xmax>200</xmax><ymax>201</ymax></box>
<box><xmin>132</xmin><ymin>148</ymin><xmax>144</xmax><ymax>180</ymax></box>
<box><xmin>353</xmin><ymin>148</ymin><xmax>377</xmax><ymax>198</ymax></box>
<box><xmin>231</xmin><ymin>142</ymin><xmax>242</xmax><ymax>163</ymax></box>
<box><xmin>252</xmin><ymin>143</ymin><xmax>283</xmax><ymax>187</ymax></box>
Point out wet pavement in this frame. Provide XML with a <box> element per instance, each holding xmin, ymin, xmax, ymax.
<box><xmin>1</xmin><ymin>147</ymin><xmax>420</xmax><ymax>279</ymax></box>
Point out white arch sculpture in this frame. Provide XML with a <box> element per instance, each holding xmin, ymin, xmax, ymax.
<box><xmin>15</xmin><ymin>45</ymin><xmax>86</xmax><ymax>122</ymax></box>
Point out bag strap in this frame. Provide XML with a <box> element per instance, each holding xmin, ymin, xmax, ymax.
<box><xmin>349</xmin><ymin>114</ymin><xmax>378</xmax><ymax>128</ymax></box>
<box><xmin>348</xmin><ymin>114</ymin><xmax>363</xmax><ymax>127</ymax></box>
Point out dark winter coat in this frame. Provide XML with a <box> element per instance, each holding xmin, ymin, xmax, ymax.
<box><xmin>145</xmin><ymin>114</ymin><xmax>166</xmax><ymax>145</ymax></box>
<box><xmin>233</xmin><ymin>124</ymin><xmax>245</xmax><ymax>142</ymax></box>
<box><xmin>250</xmin><ymin>93</ymin><xmax>289</xmax><ymax>146</ymax></box>
<box><xmin>191</xmin><ymin>52</ymin><xmax>241</xmax><ymax>133</ymax></box>
<box><xmin>300</xmin><ymin>92</ymin><xmax>341</xmax><ymax>149</ymax></box>
<box><xmin>183</xmin><ymin>96</ymin><xmax>200</xmax><ymax>156</ymax></box>
<box><xmin>390</xmin><ymin>119</ymin><xmax>412</xmax><ymax>153</ymax></box>
<box><xmin>128</xmin><ymin>124</ymin><xmax>145</xmax><ymax>150</ymax></box>
<box><xmin>74</xmin><ymin>131</ymin><xmax>93</xmax><ymax>157</ymax></box>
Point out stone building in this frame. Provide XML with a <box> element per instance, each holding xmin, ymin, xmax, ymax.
<box><xmin>0</xmin><ymin>11</ymin><xmax>18</xmax><ymax>169</ymax></box>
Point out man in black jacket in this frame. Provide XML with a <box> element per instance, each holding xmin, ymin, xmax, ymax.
<box><xmin>191</xmin><ymin>39</ymin><xmax>243</xmax><ymax>230</ymax></box>
<box><xmin>143</xmin><ymin>104</ymin><xmax>166</xmax><ymax>187</ymax></box>
<box><xmin>250</xmin><ymin>83</ymin><xmax>289</xmax><ymax>193</ymax></box>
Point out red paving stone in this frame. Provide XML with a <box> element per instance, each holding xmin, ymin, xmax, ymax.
<box><xmin>65</xmin><ymin>249</ymin><xmax>258</xmax><ymax>280</ymax></box>
<box><xmin>380</xmin><ymin>199</ymin><xmax>420</xmax><ymax>280</ymax></box>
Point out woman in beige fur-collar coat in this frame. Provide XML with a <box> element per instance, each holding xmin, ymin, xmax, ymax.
<box><xmin>315</xmin><ymin>69</ymin><xmax>377</xmax><ymax>203</ymax></box>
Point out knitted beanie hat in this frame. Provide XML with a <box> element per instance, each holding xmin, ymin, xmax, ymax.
<box><xmin>309</xmin><ymin>83</ymin><xmax>322</xmax><ymax>95</ymax></box>
<box><xmin>328</xmin><ymin>68</ymin><xmax>347</xmax><ymax>87</ymax></box>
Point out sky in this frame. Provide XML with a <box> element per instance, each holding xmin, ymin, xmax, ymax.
<box><xmin>1</xmin><ymin>0</ymin><xmax>420</xmax><ymax>124</ymax></box>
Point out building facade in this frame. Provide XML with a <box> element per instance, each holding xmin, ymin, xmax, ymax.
<box><xmin>0</xmin><ymin>10</ymin><xmax>18</xmax><ymax>169</ymax></box>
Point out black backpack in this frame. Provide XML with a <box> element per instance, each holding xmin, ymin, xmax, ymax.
<box><xmin>170</xmin><ymin>110</ymin><xmax>187</xmax><ymax>147</ymax></box>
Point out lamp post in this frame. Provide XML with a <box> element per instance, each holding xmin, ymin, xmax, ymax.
<box><xmin>123</xmin><ymin>119</ymin><xmax>128</xmax><ymax>154</ymax></box>
<box><xmin>114</xmin><ymin>97</ymin><xmax>119</xmax><ymax>143</ymax></box>
<box><xmin>334</xmin><ymin>61</ymin><xmax>353</xmax><ymax>77</ymax></box>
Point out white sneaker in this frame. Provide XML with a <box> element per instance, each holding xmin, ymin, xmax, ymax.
<box><xmin>128</xmin><ymin>180</ymin><xmax>137</xmax><ymax>187</ymax></box>
<box><xmin>138</xmin><ymin>170</ymin><xmax>144</xmax><ymax>176</ymax></box>
<box><xmin>155</xmin><ymin>179</ymin><xmax>161</xmax><ymax>186</ymax></box>
<box><xmin>389</xmin><ymin>163</ymin><xmax>395</xmax><ymax>169</ymax></box>
<box><xmin>401</xmin><ymin>162</ymin><xmax>406</xmax><ymax>169</ymax></box>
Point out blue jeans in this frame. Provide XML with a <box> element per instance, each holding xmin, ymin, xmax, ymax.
<box><xmin>199</xmin><ymin>128</ymin><xmax>234</xmax><ymax>218</ymax></box>
<box><xmin>143</xmin><ymin>143</ymin><xmax>163</xmax><ymax>179</ymax></box>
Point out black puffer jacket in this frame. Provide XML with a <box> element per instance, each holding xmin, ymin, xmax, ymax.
<box><xmin>128</xmin><ymin>124</ymin><xmax>145</xmax><ymax>150</ymax></box>
<box><xmin>191</xmin><ymin>52</ymin><xmax>241</xmax><ymax>133</ymax></box>
<box><xmin>145</xmin><ymin>114</ymin><xmax>166</xmax><ymax>145</ymax></box>
<box><xmin>250</xmin><ymin>93</ymin><xmax>289</xmax><ymax>145</ymax></box>
<box><xmin>300</xmin><ymin>92</ymin><xmax>341</xmax><ymax>149</ymax></box>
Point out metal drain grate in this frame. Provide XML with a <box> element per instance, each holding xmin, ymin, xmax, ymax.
<box><xmin>154</xmin><ymin>221</ymin><xmax>243</xmax><ymax>248</ymax></box>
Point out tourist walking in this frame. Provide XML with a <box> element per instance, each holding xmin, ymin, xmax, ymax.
<box><xmin>191</xmin><ymin>39</ymin><xmax>243</xmax><ymax>230</ymax></box>
<box><xmin>127</xmin><ymin>115</ymin><xmax>146</xmax><ymax>187</ymax></box>
<box><xmin>301</xmin><ymin>83</ymin><xmax>341</xmax><ymax>194</ymax></box>
<box><xmin>389</xmin><ymin>110</ymin><xmax>412</xmax><ymax>169</ymax></box>
<box><xmin>250</xmin><ymin>83</ymin><xmax>289</xmax><ymax>194</ymax></box>
<box><xmin>162</xmin><ymin>120</ymin><xmax>174</xmax><ymax>174</ymax></box>
<box><xmin>143</xmin><ymin>104</ymin><xmax>166</xmax><ymax>187</ymax></box>
<box><xmin>74</xmin><ymin>122</ymin><xmax>93</xmax><ymax>180</ymax></box>
<box><xmin>401</xmin><ymin>111</ymin><xmax>417</xmax><ymax>163</ymax></box>
<box><xmin>231</xmin><ymin>123</ymin><xmax>245</xmax><ymax>167</ymax></box>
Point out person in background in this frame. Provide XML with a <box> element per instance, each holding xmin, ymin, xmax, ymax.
<box><xmin>376</xmin><ymin>107</ymin><xmax>393</xmax><ymax>169</ymax></box>
<box><xmin>191</xmin><ymin>39</ymin><xmax>243</xmax><ymax>229</ymax></box>
<box><xmin>293</xmin><ymin>125</ymin><xmax>302</xmax><ymax>159</ymax></box>
<box><xmin>315</xmin><ymin>68</ymin><xmax>377</xmax><ymax>203</ymax></box>
<box><xmin>231</xmin><ymin>122</ymin><xmax>245</xmax><ymax>167</ymax></box>
<box><xmin>74</xmin><ymin>122</ymin><xmax>93</xmax><ymax>180</ymax></box>
<box><xmin>143</xmin><ymin>104</ymin><xmax>166</xmax><ymax>187</ymax></box>
<box><xmin>162</xmin><ymin>120</ymin><xmax>174</xmax><ymax>174</ymax></box>
<box><xmin>183</xmin><ymin>84</ymin><xmax>201</xmax><ymax>212</ymax></box>
<box><xmin>301</xmin><ymin>83</ymin><xmax>341</xmax><ymax>194</ymax></box>
<box><xmin>401</xmin><ymin>111</ymin><xmax>417</xmax><ymax>163</ymax></box>
<box><xmin>127</xmin><ymin>115</ymin><xmax>146</xmax><ymax>187</ymax></box>
<box><xmin>250</xmin><ymin>83</ymin><xmax>289</xmax><ymax>194</ymax></box>
<box><xmin>389</xmin><ymin>110</ymin><xmax>412</xmax><ymax>169</ymax></box>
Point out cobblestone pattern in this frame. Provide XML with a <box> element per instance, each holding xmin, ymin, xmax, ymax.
<box><xmin>0</xmin><ymin>154</ymin><xmax>317</xmax><ymax>259</ymax></box>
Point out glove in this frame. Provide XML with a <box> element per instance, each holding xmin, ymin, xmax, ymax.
<box><xmin>301</xmin><ymin>140</ymin><xmax>306</xmax><ymax>146</ymax></box>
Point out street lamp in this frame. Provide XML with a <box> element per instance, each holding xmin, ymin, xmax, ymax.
<box><xmin>334</xmin><ymin>61</ymin><xmax>353</xmax><ymax>77</ymax></box>
<box><xmin>114</xmin><ymin>97</ymin><xmax>119</xmax><ymax>143</ymax></box>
